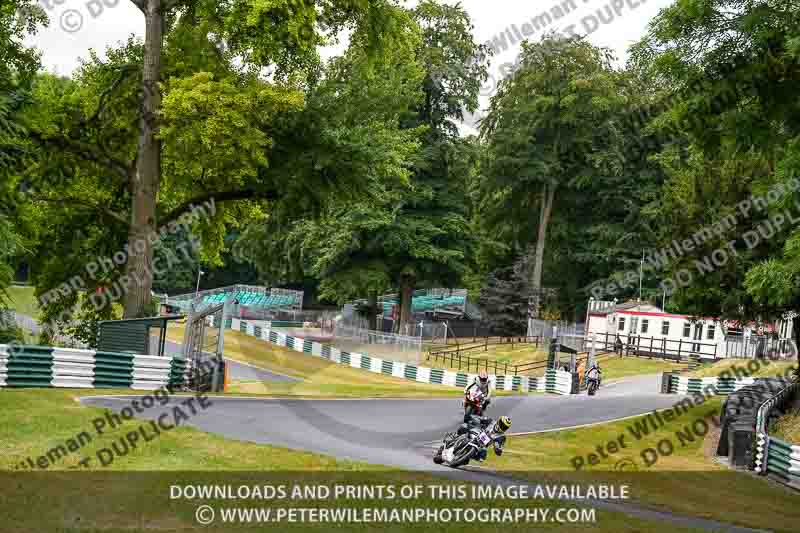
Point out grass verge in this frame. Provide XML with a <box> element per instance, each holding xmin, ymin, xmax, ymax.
<box><xmin>688</xmin><ymin>357</ymin><xmax>797</xmax><ymax>379</ymax></box>
<box><xmin>773</xmin><ymin>408</ymin><xmax>800</xmax><ymax>445</ymax></box>
<box><xmin>598</xmin><ymin>356</ymin><xmax>685</xmax><ymax>382</ymax></box>
<box><xmin>6</xmin><ymin>285</ymin><xmax>40</xmax><ymax>318</ymax></box>
<box><xmin>167</xmin><ymin>324</ymin><xmax>480</xmax><ymax>398</ymax></box>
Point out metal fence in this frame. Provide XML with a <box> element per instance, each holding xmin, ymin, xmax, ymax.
<box><xmin>725</xmin><ymin>335</ymin><xmax>797</xmax><ymax>359</ymax></box>
<box><xmin>755</xmin><ymin>379</ymin><xmax>800</xmax><ymax>488</ymax></box>
<box><xmin>10</xmin><ymin>311</ymin><xmax>88</xmax><ymax>348</ymax></box>
<box><xmin>331</xmin><ymin>323</ymin><xmax>423</xmax><ymax>364</ymax></box>
<box><xmin>527</xmin><ymin>319</ymin><xmax>584</xmax><ymax>339</ymax></box>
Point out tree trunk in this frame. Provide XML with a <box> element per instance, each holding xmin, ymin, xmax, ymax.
<box><xmin>397</xmin><ymin>274</ymin><xmax>415</xmax><ymax>335</ymax></box>
<box><xmin>123</xmin><ymin>0</ymin><xmax>163</xmax><ymax>319</ymax></box>
<box><xmin>367</xmin><ymin>291</ymin><xmax>378</xmax><ymax>332</ymax></box>
<box><xmin>529</xmin><ymin>184</ymin><xmax>556</xmax><ymax>320</ymax></box>
<box><xmin>793</xmin><ymin>315</ymin><xmax>800</xmax><ymax>375</ymax></box>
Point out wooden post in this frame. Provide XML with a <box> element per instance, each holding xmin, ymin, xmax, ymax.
<box><xmin>678</xmin><ymin>338</ymin><xmax>682</xmax><ymax>361</ymax></box>
<box><xmin>650</xmin><ymin>336</ymin><xmax>654</xmax><ymax>358</ymax></box>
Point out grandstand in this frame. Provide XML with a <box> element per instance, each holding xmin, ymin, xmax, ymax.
<box><xmin>378</xmin><ymin>288</ymin><xmax>468</xmax><ymax>319</ymax></box>
<box><xmin>162</xmin><ymin>284</ymin><xmax>303</xmax><ymax>315</ymax></box>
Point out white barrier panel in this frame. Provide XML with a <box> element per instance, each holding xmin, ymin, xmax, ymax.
<box><xmin>416</xmin><ymin>366</ymin><xmax>431</xmax><ymax>384</ymax></box>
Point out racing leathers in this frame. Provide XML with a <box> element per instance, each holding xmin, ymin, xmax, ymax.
<box><xmin>455</xmin><ymin>416</ymin><xmax>506</xmax><ymax>461</ymax></box>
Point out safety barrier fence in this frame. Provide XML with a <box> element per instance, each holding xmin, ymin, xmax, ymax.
<box><xmin>666</xmin><ymin>374</ymin><xmax>759</xmax><ymax>395</ymax></box>
<box><xmin>230</xmin><ymin>318</ymin><xmax>573</xmax><ymax>395</ymax></box>
<box><xmin>0</xmin><ymin>344</ymin><xmax>189</xmax><ymax>390</ymax></box>
<box><xmin>755</xmin><ymin>380</ymin><xmax>800</xmax><ymax>490</ymax></box>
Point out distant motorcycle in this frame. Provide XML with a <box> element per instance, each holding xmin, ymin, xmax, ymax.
<box><xmin>463</xmin><ymin>388</ymin><xmax>486</xmax><ymax>421</ymax></box>
<box><xmin>433</xmin><ymin>416</ymin><xmax>493</xmax><ymax>468</ymax></box>
<box><xmin>587</xmin><ymin>377</ymin><xmax>600</xmax><ymax>396</ymax></box>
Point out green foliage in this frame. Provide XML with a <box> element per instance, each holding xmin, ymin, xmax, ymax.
<box><xmin>0</xmin><ymin>215</ymin><xmax>22</xmax><ymax>308</ymax></box>
<box><xmin>477</xmin><ymin>255</ymin><xmax>530</xmax><ymax>337</ymax></box>
<box><xmin>630</xmin><ymin>0</ymin><xmax>800</xmax><ymax>331</ymax></box>
<box><xmin>240</xmin><ymin>0</ymin><xmax>486</xmax><ymax>326</ymax></box>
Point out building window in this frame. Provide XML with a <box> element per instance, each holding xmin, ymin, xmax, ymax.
<box><xmin>662</xmin><ymin>321</ymin><xmax>670</xmax><ymax>336</ymax></box>
<box><xmin>641</xmin><ymin>319</ymin><xmax>649</xmax><ymax>334</ymax></box>
<box><xmin>707</xmin><ymin>323</ymin><xmax>716</xmax><ymax>340</ymax></box>
<box><xmin>618</xmin><ymin>317</ymin><xmax>625</xmax><ymax>332</ymax></box>
<box><xmin>683</xmin><ymin>322</ymin><xmax>691</xmax><ymax>338</ymax></box>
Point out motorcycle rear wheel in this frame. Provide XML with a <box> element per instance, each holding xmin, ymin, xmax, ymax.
<box><xmin>448</xmin><ymin>436</ymin><xmax>476</xmax><ymax>468</ymax></box>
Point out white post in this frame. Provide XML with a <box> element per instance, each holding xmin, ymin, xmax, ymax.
<box><xmin>194</xmin><ymin>269</ymin><xmax>204</xmax><ymax>299</ymax></box>
<box><xmin>639</xmin><ymin>250</ymin><xmax>644</xmax><ymax>302</ymax></box>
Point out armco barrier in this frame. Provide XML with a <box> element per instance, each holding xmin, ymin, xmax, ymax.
<box><xmin>755</xmin><ymin>380</ymin><xmax>800</xmax><ymax>490</ymax></box>
<box><xmin>0</xmin><ymin>344</ymin><xmax>188</xmax><ymax>390</ymax></box>
<box><xmin>229</xmin><ymin>318</ymin><xmax>572</xmax><ymax>395</ymax></box>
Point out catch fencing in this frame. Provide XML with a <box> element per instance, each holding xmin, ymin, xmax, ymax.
<box><xmin>725</xmin><ymin>335</ymin><xmax>797</xmax><ymax>359</ymax></box>
<box><xmin>527</xmin><ymin>319</ymin><xmax>584</xmax><ymax>339</ymax></box>
<box><xmin>332</xmin><ymin>323</ymin><xmax>423</xmax><ymax>364</ymax></box>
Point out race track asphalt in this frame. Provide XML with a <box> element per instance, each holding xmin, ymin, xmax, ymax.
<box><xmin>80</xmin><ymin>372</ymin><xmax>763</xmax><ymax>531</ymax></box>
<box><xmin>81</xmin><ymin>385</ymin><xmax>681</xmax><ymax>472</ymax></box>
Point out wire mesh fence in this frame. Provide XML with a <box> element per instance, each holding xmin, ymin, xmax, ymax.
<box><xmin>724</xmin><ymin>335</ymin><xmax>797</xmax><ymax>359</ymax></box>
<box><xmin>527</xmin><ymin>319</ymin><xmax>585</xmax><ymax>339</ymax></box>
<box><xmin>331</xmin><ymin>323</ymin><xmax>423</xmax><ymax>364</ymax></box>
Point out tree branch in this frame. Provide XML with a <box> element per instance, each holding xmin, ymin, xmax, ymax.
<box><xmin>158</xmin><ymin>188</ymin><xmax>279</xmax><ymax>229</ymax></box>
<box><xmin>163</xmin><ymin>0</ymin><xmax>183</xmax><ymax>11</ymax></box>
<box><xmin>130</xmin><ymin>0</ymin><xmax>146</xmax><ymax>14</ymax></box>
<box><xmin>30</xmin><ymin>195</ymin><xmax>129</xmax><ymax>224</ymax></box>
<box><xmin>28</xmin><ymin>130</ymin><xmax>131</xmax><ymax>181</ymax></box>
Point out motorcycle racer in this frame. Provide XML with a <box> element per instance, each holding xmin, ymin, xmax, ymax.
<box><xmin>456</xmin><ymin>415</ymin><xmax>511</xmax><ymax>462</ymax></box>
<box><xmin>463</xmin><ymin>370</ymin><xmax>491</xmax><ymax>420</ymax></box>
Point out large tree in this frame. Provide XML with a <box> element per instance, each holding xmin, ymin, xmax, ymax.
<box><xmin>11</xmin><ymin>1</ymin><xmax>422</xmax><ymax>328</ymax></box>
<box><xmin>480</xmin><ymin>36</ymin><xmax>626</xmax><ymax>319</ymax></box>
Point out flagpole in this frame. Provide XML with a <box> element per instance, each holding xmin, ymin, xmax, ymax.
<box><xmin>639</xmin><ymin>250</ymin><xmax>644</xmax><ymax>302</ymax></box>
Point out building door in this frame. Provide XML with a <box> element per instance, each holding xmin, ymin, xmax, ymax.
<box><xmin>692</xmin><ymin>323</ymin><xmax>703</xmax><ymax>353</ymax></box>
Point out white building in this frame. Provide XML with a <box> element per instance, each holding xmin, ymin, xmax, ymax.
<box><xmin>585</xmin><ymin>299</ymin><xmax>795</xmax><ymax>360</ymax></box>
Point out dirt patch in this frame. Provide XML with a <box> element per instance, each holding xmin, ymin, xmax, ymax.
<box><xmin>703</xmin><ymin>419</ymin><xmax>722</xmax><ymax>461</ymax></box>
